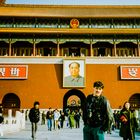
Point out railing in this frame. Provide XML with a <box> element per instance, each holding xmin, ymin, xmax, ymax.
<box><xmin>0</xmin><ymin>109</ymin><xmax>25</xmax><ymax>136</ymax></box>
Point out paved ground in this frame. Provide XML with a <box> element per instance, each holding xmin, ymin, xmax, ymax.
<box><xmin>0</xmin><ymin>120</ymin><xmax>140</xmax><ymax>140</ymax></box>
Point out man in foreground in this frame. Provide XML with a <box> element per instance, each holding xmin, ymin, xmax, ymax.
<box><xmin>83</xmin><ymin>81</ymin><xmax>110</xmax><ymax>140</ymax></box>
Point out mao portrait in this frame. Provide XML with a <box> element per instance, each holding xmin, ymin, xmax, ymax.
<box><xmin>63</xmin><ymin>59</ymin><xmax>85</xmax><ymax>88</ymax></box>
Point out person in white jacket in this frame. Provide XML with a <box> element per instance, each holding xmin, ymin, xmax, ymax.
<box><xmin>53</xmin><ymin>109</ymin><xmax>60</xmax><ymax>130</ymax></box>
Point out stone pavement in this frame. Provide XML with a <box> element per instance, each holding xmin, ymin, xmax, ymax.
<box><xmin>0</xmin><ymin>120</ymin><xmax>140</xmax><ymax>140</ymax></box>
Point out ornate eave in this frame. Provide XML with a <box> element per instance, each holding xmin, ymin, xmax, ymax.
<box><xmin>0</xmin><ymin>5</ymin><xmax>140</xmax><ymax>18</ymax></box>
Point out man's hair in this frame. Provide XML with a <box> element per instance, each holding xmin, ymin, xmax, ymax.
<box><xmin>34</xmin><ymin>101</ymin><xmax>40</xmax><ymax>106</ymax></box>
<box><xmin>93</xmin><ymin>81</ymin><xmax>104</xmax><ymax>89</ymax></box>
<box><xmin>69</xmin><ymin>62</ymin><xmax>80</xmax><ymax>68</ymax></box>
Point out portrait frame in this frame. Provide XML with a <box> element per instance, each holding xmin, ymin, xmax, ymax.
<box><xmin>63</xmin><ymin>58</ymin><xmax>86</xmax><ymax>88</ymax></box>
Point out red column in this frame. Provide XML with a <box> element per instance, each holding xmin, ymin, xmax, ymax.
<box><xmin>138</xmin><ymin>41</ymin><xmax>140</xmax><ymax>56</ymax></box>
<box><xmin>90</xmin><ymin>41</ymin><xmax>93</xmax><ymax>56</ymax></box>
<box><xmin>33</xmin><ymin>40</ymin><xmax>36</xmax><ymax>56</ymax></box>
<box><xmin>9</xmin><ymin>39</ymin><xmax>11</xmax><ymax>56</ymax></box>
<box><xmin>113</xmin><ymin>41</ymin><xmax>117</xmax><ymax>56</ymax></box>
<box><xmin>57</xmin><ymin>40</ymin><xmax>60</xmax><ymax>56</ymax></box>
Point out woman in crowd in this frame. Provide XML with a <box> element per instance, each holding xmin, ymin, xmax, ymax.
<box><xmin>119</xmin><ymin>101</ymin><xmax>138</xmax><ymax>140</ymax></box>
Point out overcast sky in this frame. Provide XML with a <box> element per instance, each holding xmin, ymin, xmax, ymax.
<box><xmin>6</xmin><ymin>0</ymin><xmax>140</xmax><ymax>5</ymax></box>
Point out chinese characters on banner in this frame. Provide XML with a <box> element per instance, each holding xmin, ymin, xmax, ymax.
<box><xmin>0</xmin><ymin>65</ymin><xmax>28</xmax><ymax>79</ymax></box>
<box><xmin>120</xmin><ymin>66</ymin><xmax>140</xmax><ymax>80</ymax></box>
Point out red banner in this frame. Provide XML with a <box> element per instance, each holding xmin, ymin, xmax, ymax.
<box><xmin>120</xmin><ymin>66</ymin><xmax>140</xmax><ymax>80</ymax></box>
<box><xmin>0</xmin><ymin>65</ymin><xmax>28</xmax><ymax>79</ymax></box>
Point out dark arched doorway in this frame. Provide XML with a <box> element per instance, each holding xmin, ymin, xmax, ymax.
<box><xmin>2</xmin><ymin>93</ymin><xmax>20</xmax><ymax>116</ymax></box>
<box><xmin>63</xmin><ymin>89</ymin><xmax>86</xmax><ymax>112</ymax></box>
<box><xmin>129</xmin><ymin>93</ymin><xmax>140</xmax><ymax>109</ymax></box>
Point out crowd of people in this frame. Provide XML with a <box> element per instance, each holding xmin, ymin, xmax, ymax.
<box><xmin>27</xmin><ymin>103</ymin><xmax>82</xmax><ymax>139</ymax></box>
<box><xmin>28</xmin><ymin>107</ymin><xmax>82</xmax><ymax>130</ymax></box>
<box><xmin>26</xmin><ymin>81</ymin><xmax>139</xmax><ymax>140</ymax></box>
<box><xmin>0</xmin><ymin>81</ymin><xmax>138</xmax><ymax>140</ymax></box>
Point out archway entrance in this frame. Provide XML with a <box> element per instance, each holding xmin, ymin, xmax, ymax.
<box><xmin>2</xmin><ymin>93</ymin><xmax>20</xmax><ymax>116</ymax></box>
<box><xmin>129</xmin><ymin>93</ymin><xmax>140</xmax><ymax>109</ymax></box>
<box><xmin>63</xmin><ymin>89</ymin><xmax>86</xmax><ymax>113</ymax></box>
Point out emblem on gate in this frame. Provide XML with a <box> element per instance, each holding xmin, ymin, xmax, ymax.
<box><xmin>70</xmin><ymin>19</ymin><xmax>79</xmax><ymax>28</ymax></box>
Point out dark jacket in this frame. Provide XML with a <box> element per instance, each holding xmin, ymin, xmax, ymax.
<box><xmin>29</xmin><ymin>107</ymin><xmax>40</xmax><ymax>123</ymax></box>
<box><xmin>46</xmin><ymin>111</ymin><xmax>53</xmax><ymax>119</ymax></box>
<box><xmin>83</xmin><ymin>94</ymin><xmax>110</xmax><ymax>131</ymax></box>
<box><xmin>119</xmin><ymin>109</ymin><xmax>138</xmax><ymax>140</ymax></box>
